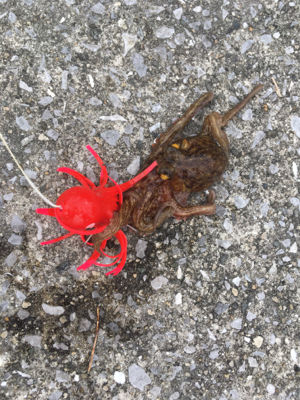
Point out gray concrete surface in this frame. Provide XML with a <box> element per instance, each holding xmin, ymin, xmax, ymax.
<box><xmin>1</xmin><ymin>0</ymin><xmax>300</xmax><ymax>399</ymax></box>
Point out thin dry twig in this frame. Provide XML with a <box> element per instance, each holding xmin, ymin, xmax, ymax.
<box><xmin>88</xmin><ymin>307</ymin><xmax>100</xmax><ymax>373</ymax></box>
<box><xmin>272</xmin><ymin>77</ymin><xmax>282</xmax><ymax>97</ymax></box>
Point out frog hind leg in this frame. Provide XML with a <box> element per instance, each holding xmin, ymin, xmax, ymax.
<box><xmin>200</xmin><ymin>84</ymin><xmax>264</xmax><ymax>160</ymax></box>
<box><xmin>153</xmin><ymin>189</ymin><xmax>216</xmax><ymax>230</ymax></box>
<box><xmin>140</xmin><ymin>92</ymin><xmax>214</xmax><ymax>172</ymax></box>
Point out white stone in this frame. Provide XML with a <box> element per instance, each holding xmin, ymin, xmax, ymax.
<box><xmin>16</xmin><ymin>291</ymin><xmax>26</xmax><ymax>302</ymax></box>
<box><xmin>127</xmin><ymin>156</ymin><xmax>140</xmax><ymax>175</ymax></box>
<box><xmin>99</xmin><ymin>115</ymin><xmax>126</xmax><ymax>122</ymax></box>
<box><xmin>4</xmin><ymin>193</ymin><xmax>14</xmax><ymax>201</ymax></box>
<box><xmin>109</xmin><ymin>93</ymin><xmax>122</xmax><ymax>108</ymax></box>
<box><xmin>128</xmin><ymin>364</ymin><xmax>151</xmax><ymax>391</ymax></box>
<box><xmin>257</xmin><ymin>292</ymin><xmax>265</xmax><ymax>301</ymax></box>
<box><xmin>150</xmin><ymin>387</ymin><xmax>161</xmax><ymax>396</ymax></box>
<box><xmin>114</xmin><ymin>371</ymin><xmax>125</xmax><ymax>384</ymax></box>
<box><xmin>239</xmin><ymin>362</ymin><xmax>246</xmax><ymax>372</ymax></box>
<box><xmin>291</xmin><ymin>116</ymin><xmax>300</xmax><ymax>138</ymax></box>
<box><xmin>248</xmin><ymin>357</ymin><xmax>258</xmax><ymax>368</ymax></box>
<box><xmin>78</xmin><ymin>319</ymin><xmax>91</xmax><ymax>332</ymax></box>
<box><xmin>21</xmin><ymin>135</ymin><xmax>34</xmax><ymax>146</ymax></box>
<box><xmin>0</xmin><ymin>301</ymin><xmax>9</xmax><ymax>312</ymax></box>
<box><xmin>290</xmin><ymin>242</ymin><xmax>297</xmax><ymax>253</ymax></box>
<box><xmin>173</xmin><ymin>7</ymin><xmax>183</xmax><ymax>20</ymax></box>
<box><xmin>47</xmin><ymin>129</ymin><xmax>60</xmax><ymax>141</ymax></box>
<box><xmin>285</xmin><ymin>46</ymin><xmax>294</xmax><ymax>54</ymax></box>
<box><xmin>149</xmin><ymin>123</ymin><xmax>160</xmax><ymax>132</ymax></box>
<box><xmin>232</xmin><ymin>277</ymin><xmax>240</xmax><ymax>286</ymax></box>
<box><xmin>260</xmin><ymin>34</ymin><xmax>272</xmax><ymax>44</ymax></box>
<box><xmin>253</xmin><ymin>336</ymin><xmax>263</xmax><ymax>348</ymax></box>
<box><xmin>56</xmin><ymin>371</ymin><xmax>70</xmax><ymax>383</ymax></box>
<box><xmin>267</xmin><ymin>384</ymin><xmax>275</xmax><ymax>395</ymax></box>
<box><xmin>81</xmin><ymin>43</ymin><xmax>101</xmax><ymax>52</ymax></box>
<box><xmin>184</xmin><ymin>346</ymin><xmax>196</xmax><ymax>354</ymax></box>
<box><xmin>86</xmin><ymin>166</ymin><xmax>97</xmax><ymax>183</ymax></box>
<box><xmin>175</xmin><ymin>293</ymin><xmax>182</xmax><ymax>305</ymax></box>
<box><xmin>152</xmin><ymin>103</ymin><xmax>162</xmax><ymax>113</ymax></box>
<box><xmin>204</xmin><ymin>20</ymin><xmax>212</xmax><ymax>30</ymax></box>
<box><xmin>242</xmin><ymin>109</ymin><xmax>253</xmax><ymax>121</ymax></box>
<box><xmin>89</xmin><ymin>97</ymin><xmax>102</xmax><ymax>106</ymax></box>
<box><xmin>19</xmin><ymin>80</ymin><xmax>33</xmax><ymax>92</ymax></box>
<box><xmin>209</xmin><ymin>350</ymin><xmax>219</xmax><ymax>359</ymax></box>
<box><xmin>234</xmin><ymin>196</ymin><xmax>249</xmax><ymax>209</ymax></box>
<box><xmin>8</xmin><ymin>234</ymin><xmax>23</xmax><ymax>245</ymax></box>
<box><xmin>69</xmin><ymin>66</ymin><xmax>78</xmax><ymax>75</ymax></box>
<box><xmin>61</xmin><ymin>70</ymin><xmax>68</xmax><ymax>90</ymax></box>
<box><xmin>250</xmin><ymin>6</ymin><xmax>257</xmax><ymax>17</ymax></box>
<box><xmin>101</xmin><ymin>130</ymin><xmax>120</xmax><ymax>146</ymax></box>
<box><xmin>49</xmin><ymin>391</ymin><xmax>63</xmax><ymax>400</ymax></box>
<box><xmin>91</xmin><ymin>2</ymin><xmax>105</xmax><ymax>14</ymax></box>
<box><xmin>208</xmin><ymin>329</ymin><xmax>216</xmax><ymax>340</ymax></box>
<box><xmin>42</xmin><ymin>303</ymin><xmax>65</xmax><ymax>316</ymax></box>
<box><xmin>122</xmin><ymin>33</ymin><xmax>137</xmax><ymax>57</ymax></box>
<box><xmin>291</xmin><ymin>349</ymin><xmax>297</xmax><ymax>362</ymax></box>
<box><xmin>42</xmin><ymin>110</ymin><xmax>53</xmax><ymax>120</ymax></box>
<box><xmin>16</xmin><ymin>116</ymin><xmax>31</xmax><ymax>131</ymax></box>
<box><xmin>269</xmin><ymin>164</ymin><xmax>279</xmax><ymax>174</ymax></box>
<box><xmin>11</xmin><ymin>215</ymin><xmax>27</xmax><ymax>233</ymax></box>
<box><xmin>231</xmin><ymin>318</ymin><xmax>242</xmax><ymax>329</ymax></box>
<box><xmin>135</xmin><ymin>239</ymin><xmax>147</xmax><ymax>258</ymax></box>
<box><xmin>9</xmin><ymin>11</ymin><xmax>16</xmax><ymax>22</ymax></box>
<box><xmin>38</xmin><ymin>96</ymin><xmax>53</xmax><ymax>105</ymax></box>
<box><xmin>53</xmin><ymin>343</ymin><xmax>68</xmax><ymax>351</ymax></box>
<box><xmin>177</xmin><ymin>266</ymin><xmax>183</xmax><ymax>279</ymax></box>
<box><xmin>5</xmin><ymin>252</ymin><xmax>17</xmax><ymax>267</ymax></box>
<box><xmin>132</xmin><ymin>53</ymin><xmax>148</xmax><ymax>78</ymax></box>
<box><xmin>260</xmin><ymin>202</ymin><xmax>269</xmax><ymax>217</ymax></box>
<box><xmin>241</xmin><ymin>40</ymin><xmax>254</xmax><ymax>54</ymax></box>
<box><xmin>25</xmin><ymin>28</ymin><xmax>36</xmax><ymax>37</ymax></box>
<box><xmin>35</xmin><ymin>221</ymin><xmax>43</xmax><ymax>240</ymax></box>
<box><xmin>193</xmin><ymin>6</ymin><xmax>202</xmax><ymax>12</ymax></box>
<box><xmin>247</xmin><ymin>311</ymin><xmax>256</xmax><ymax>321</ymax></box>
<box><xmin>223</xmin><ymin>218</ymin><xmax>233</xmax><ymax>233</ymax></box>
<box><xmin>151</xmin><ymin>276</ymin><xmax>168</xmax><ymax>290</ymax></box>
<box><xmin>155</xmin><ymin>26</ymin><xmax>175</xmax><ymax>39</ymax></box>
<box><xmin>24</xmin><ymin>335</ymin><xmax>41</xmax><ymax>347</ymax></box>
<box><xmin>216</xmin><ymin>239</ymin><xmax>232</xmax><ymax>249</ymax></box>
<box><xmin>18</xmin><ymin>310</ymin><xmax>29</xmax><ymax>320</ymax></box>
<box><xmin>226</xmin><ymin>121</ymin><xmax>242</xmax><ymax>138</ymax></box>
<box><xmin>222</xmin><ymin>8</ymin><xmax>228</xmax><ymax>19</ymax></box>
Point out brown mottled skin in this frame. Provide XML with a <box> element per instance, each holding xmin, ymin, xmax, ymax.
<box><xmin>93</xmin><ymin>85</ymin><xmax>263</xmax><ymax>251</ymax></box>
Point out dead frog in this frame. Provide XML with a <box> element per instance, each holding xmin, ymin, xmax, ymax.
<box><xmin>93</xmin><ymin>84</ymin><xmax>263</xmax><ymax>250</ymax></box>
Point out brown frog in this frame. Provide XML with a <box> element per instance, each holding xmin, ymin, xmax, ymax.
<box><xmin>93</xmin><ymin>84</ymin><xmax>263</xmax><ymax>251</ymax></box>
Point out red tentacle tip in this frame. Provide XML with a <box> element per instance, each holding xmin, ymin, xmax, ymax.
<box><xmin>36</xmin><ymin>208</ymin><xmax>56</xmax><ymax>217</ymax></box>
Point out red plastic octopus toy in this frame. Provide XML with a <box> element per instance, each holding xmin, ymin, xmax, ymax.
<box><xmin>36</xmin><ymin>146</ymin><xmax>157</xmax><ymax>276</ymax></box>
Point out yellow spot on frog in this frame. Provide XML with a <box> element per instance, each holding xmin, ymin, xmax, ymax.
<box><xmin>181</xmin><ymin>139</ymin><xmax>189</xmax><ymax>149</ymax></box>
<box><xmin>160</xmin><ymin>174</ymin><xmax>169</xmax><ymax>180</ymax></box>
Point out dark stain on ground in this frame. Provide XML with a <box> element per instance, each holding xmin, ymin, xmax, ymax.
<box><xmin>4</xmin><ymin>251</ymin><xmax>158</xmax><ymax>352</ymax></box>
